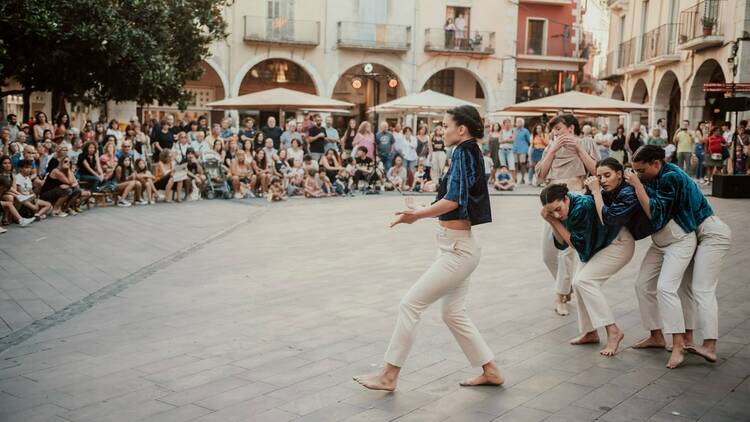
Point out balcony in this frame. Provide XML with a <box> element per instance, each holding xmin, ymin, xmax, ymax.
<box><xmin>677</xmin><ymin>0</ymin><xmax>725</xmax><ymax>51</ymax></box>
<box><xmin>519</xmin><ymin>0</ymin><xmax>573</xmax><ymax>4</ymax></box>
<box><xmin>617</xmin><ymin>37</ymin><xmax>636</xmax><ymax>70</ymax></box>
<box><xmin>517</xmin><ymin>47</ymin><xmax>587</xmax><ymax>72</ymax></box>
<box><xmin>640</xmin><ymin>23</ymin><xmax>681</xmax><ymax>66</ymax></box>
<box><xmin>598</xmin><ymin>51</ymin><xmax>621</xmax><ymax>81</ymax></box>
<box><xmin>424</xmin><ymin>28</ymin><xmax>495</xmax><ymax>57</ymax></box>
<box><xmin>608</xmin><ymin>0</ymin><xmax>629</xmax><ymax>11</ymax></box>
<box><xmin>243</xmin><ymin>16</ymin><xmax>320</xmax><ymax>47</ymax></box>
<box><xmin>337</xmin><ymin>22</ymin><xmax>411</xmax><ymax>53</ymax></box>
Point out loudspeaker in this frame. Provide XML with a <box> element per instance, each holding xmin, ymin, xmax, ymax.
<box><xmin>712</xmin><ymin>175</ymin><xmax>750</xmax><ymax>198</ymax></box>
<box><xmin>716</xmin><ymin>97</ymin><xmax>750</xmax><ymax>113</ymax></box>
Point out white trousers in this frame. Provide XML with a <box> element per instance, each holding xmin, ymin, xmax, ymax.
<box><xmin>682</xmin><ymin>216</ymin><xmax>731</xmax><ymax>340</ymax></box>
<box><xmin>430</xmin><ymin>151</ymin><xmax>447</xmax><ymax>182</ymax></box>
<box><xmin>384</xmin><ymin>227</ymin><xmax>494</xmax><ymax>368</ymax></box>
<box><xmin>635</xmin><ymin>220</ymin><xmax>697</xmax><ymax>335</ymax></box>
<box><xmin>573</xmin><ymin>228</ymin><xmax>635</xmax><ymax>333</ymax></box>
<box><xmin>541</xmin><ymin>223</ymin><xmax>578</xmax><ymax>295</ymax></box>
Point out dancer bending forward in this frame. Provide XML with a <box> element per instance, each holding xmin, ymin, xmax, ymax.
<box><xmin>354</xmin><ymin>105</ymin><xmax>503</xmax><ymax>391</ymax></box>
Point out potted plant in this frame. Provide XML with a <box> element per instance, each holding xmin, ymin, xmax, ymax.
<box><xmin>701</xmin><ymin>16</ymin><xmax>716</xmax><ymax>36</ymax></box>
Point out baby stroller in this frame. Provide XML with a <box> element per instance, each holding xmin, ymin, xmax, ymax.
<box><xmin>202</xmin><ymin>156</ymin><xmax>232</xmax><ymax>199</ymax></box>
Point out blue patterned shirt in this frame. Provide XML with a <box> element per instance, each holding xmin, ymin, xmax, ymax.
<box><xmin>435</xmin><ymin>139</ymin><xmax>492</xmax><ymax>226</ymax></box>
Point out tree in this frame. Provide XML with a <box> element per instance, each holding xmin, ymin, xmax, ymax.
<box><xmin>0</xmin><ymin>0</ymin><xmax>229</xmax><ymax>121</ymax></box>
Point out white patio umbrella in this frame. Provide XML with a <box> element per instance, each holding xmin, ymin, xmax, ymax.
<box><xmin>497</xmin><ymin>91</ymin><xmax>648</xmax><ymax>114</ymax></box>
<box><xmin>206</xmin><ymin>87</ymin><xmax>355</xmax><ymax>111</ymax></box>
<box><xmin>370</xmin><ymin>90</ymin><xmax>481</xmax><ymax>113</ymax></box>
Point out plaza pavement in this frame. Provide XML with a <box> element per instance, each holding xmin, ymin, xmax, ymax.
<box><xmin>0</xmin><ymin>193</ymin><xmax>748</xmax><ymax>422</ymax></box>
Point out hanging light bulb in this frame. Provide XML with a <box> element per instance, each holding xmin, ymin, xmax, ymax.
<box><xmin>351</xmin><ymin>77</ymin><xmax>363</xmax><ymax>89</ymax></box>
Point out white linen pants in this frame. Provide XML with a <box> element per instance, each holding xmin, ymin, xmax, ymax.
<box><xmin>682</xmin><ymin>216</ymin><xmax>731</xmax><ymax>340</ymax></box>
<box><xmin>384</xmin><ymin>227</ymin><xmax>494</xmax><ymax>368</ymax></box>
<box><xmin>542</xmin><ymin>223</ymin><xmax>578</xmax><ymax>296</ymax></box>
<box><xmin>635</xmin><ymin>220</ymin><xmax>697</xmax><ymax>335</ymax></box>
<box><xmin>573</xmin><ymin>228</ymin><xmax>635</xmax><ymax>333</ymax></box>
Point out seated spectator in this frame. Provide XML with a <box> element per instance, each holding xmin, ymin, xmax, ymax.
<box><xmin>12</xmin><ymin>145</ymin><xmax>37</xmax><ymax>171</ymax></box>
<box><xmin>114</xmin><ymin>155</ymin><xmax>144</xmax><ymax>206</ymax></box>
<box><xmin>230</xmin><ymin>150</ymin><xmax>255</xmax><ymax>199</ymax></box>
<box><xmin>262</xmin><ymin>137</ymin><xmax>278</xmax><ymax>162</ymax></box>
<box><xmin>134</xmin><ymin>158</ymin><xmax>157</xmax><ymax>204</ymax></box>
<box><xmin>69</xmin><ymin>136</ymin><xmax>83</xmax><ymax>164</ymax></box>
<box><xmin>272</xmin><ymin>149</ymin><xmax>291</xmax><ymax>183</ymax></box>
<box><xmin>352</xmin><ymin>147</ymin><xmax>376</xmax><ymax>190</ymax></box>
<box><xmin>40</xmin><ymin>156</ymin><xmax>85</xmax><ymax>216</ymax></box>
<box><xmin>267</xmin><ymin>177</ymin><xmax>287</xmax><ymax>202</ymax></box>
<box><xmin>153</xmin><ymin>149</ymin><xmax>177</xmax><ymax>202</ymax></box>
<box><xmin>187</xmin><ymin>121</ymin><xmax>202</xmax><ymax>143</ymax></box>
<box><xmin>116</xmin><ymin>139</ymin><xmax>139</xmax><ymax>161</ymax></box>
<box><xmin>411</xmin><ymin>162</ymin><xmax>436</xmax><ymax>193</ymax></box>
<box><xmin>287</xmin><ymin>138</ymin><xmax>304</xmax><ymax>164</ymax></box>
<box><xmin>0</xmin><ymin>175</ymin><xmax>35</xmax><ymax>227</ymax></box>
<box><xmin>185</xmin><ymin>149</ymin><xmax>206</xmax><ymax>199</ymax></box>
<box><xmin>281</xmin><ymin>120</ymin><xmax>303</xmax><ymax>151</ymax></box>
<box><xmin>320</xmin><ymin>149</ymin><xmax>343</xmax><ymax>188</ymax></box>
<box><xmin>493</xmin><ymin>165</ymin><xmax>515</xmax><ymax>191</ymax></box>
<box><xmin>316</xmin><ymin>167</ymin><xmax>335</xmax><ymax>196</ymax></box>
<box><xmin>252</xmin><ymin>132</ymin><xmax>266</xmax><ymax>152</ymax></box>
<box><xmin>224</xmin><ymin>137</ymin><xmax>239</xmax><ymax>169</ymax></box>
<box><xmin>172</xmin><ymin>131</ymin><xmax>192</xmax><ymax>165</ymax></box>
<box><xmin>385</xmin><ymin>155</ymin><xmax>407</xmax><ymax>192</ymax></box>
<box><xmin>209</xmin><ymin>139</ymin><xmax>226</xmax><ymax>164</ymax></box>
<box><xmin>287</xmin><ymin>158</ymin><xmax>305</xmax><ymax>196</ymax></box>
<box><xmin>190</xmin><ymin>130</ymin><xmax>210</xmax><ymax>160</ymax></box>
<box><xmin>77</xmin><ymin>141</ymin><xmax>106</xmax><ymax>191</ymax></box>
<box><xmin>302</xmin><ymin>153</ymin><xmax>319</xmax><ymax>174</ymax></box>
<box><xmin>250</xmin><ymin>149</ymin><xmax>271</xmax><ymax>195</ymax></box>
<box><xmin>99</xmin><ymin>138</ymin><xmax>118</xmax><ymax>181</ymax></box>
<box><xmin>15</xmin><ymin>159</ymin><xmax>51</xmax><ymax>219</ymax></box>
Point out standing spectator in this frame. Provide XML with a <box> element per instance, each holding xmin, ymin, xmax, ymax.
<box><xmin>220</xmin><ymin>117</ymin><xmax>237</xmax><ymax>139</ymax></box>
<box><xmin>280</xmin><ymin>120</ymin><xmax>303</xmax><ymax>151</ymax></box>
<box><xmin>375</xmin><ymin>122</ymin><xmax>395</xmax><ymax>171</ymax></box>
<box><xmin>529</xmin><ymin>124</ymin><xmax>548</xmax><ymax>186</ymax></box>
<box><xmin>392</xmin><ymin>122</ymin><xmax>406</xmax><ymax>159</ymax></box>
<box><xmin>704</xmin><ymin>126</ymin><xmax>726</xmax><ymax>183</ymax></box>
<box><xmin>443</xmin><ymin>18</ymin><xmax>455</xmax><ymax>48</ymax></box>
<box><xmin>33</xmin><ymin>112</ymin><xmax>53</xmax><ymax>144</ymax></box>
<box><xmin>594</xmin><ymin>123</ymin><xmax>612</xmax><ymax>159</ymax></box>
<box><xmin>430</xmin><ymin>125</ymin><xmax>448</xmax><ymax>181</ymax></box>
<box><xmin>4</xmin><ymin>114</ymin><xmax>20</xmax><ymax>143</ymax></box>
<box><xmin>673</xmin><ymin>119</ymin><xmax>693</xmax><ymax>175</ymax></box>
<box><xmin>400</xmin><ymin>126</ymin><xmax>419</xmax><ymax>172</ymax></box>
<box><xmin>353</xmin><ymin>121</ymin><xmax>375</xmax><ymax>161</ymax></box>
<box><xmin>341</xmin><ymin>118</ymin><xmax>358</xmax><ymax>159</ymax></box>
<box><xmin>1</xmin><ymin>127</ymin><xmax>11</xmax><ymax>157</ymax></box>
<box><xmin>721</xmin><ymin>121</ymin><xmax>733</xmax><ymax>145</ymax></box>
<box><xmin>513</xmin><ymin>118</ymin><xmax>531</xmax><ymax>184</ymax></box>
<box><xmin>693</xmin><ymin>121</ymin><xmax>706</xmax><ymax>182</ymax></box>
<box><xmin>733</xmin><ymin>134</ymin><xmax>749</xmax><ymax>174</ymax></box>
<box><xmin>487</xmin><ymin>123</ymin><xmax>501</xmax><ymax>181</ymax></box>
<box><xmin>415</xmin><ymin>125</ymin><xmax>431</xmax><ymax>170</ymax></box>
<box><xmin>151</xmin><ymin>117</ymin><xmax>175</xmax><ymax>162</ymax></box>
<box><xmin>261</xmin><ymin>116</ymin><xmax>283</xmax><ymax>150</ymax></box>
<box><xmin>626</xmin><ymin>121</ymin><xmax>646</xmax><ymax>163</ymax></box>
<box><xmin>454</xmin><ymin>13</ymin><xmax>466</xmax><ymax>48</ymax></box>
<box><xmin>324</xmin><ymin>116</ymin><xmax>340</xmax><ymax>153</ymax></box>
<box><xmin>306</xmin><ymin>114</ymin><xmax>326</xmax><ymax>162</ymax></box>
<box><xmin>656</xmin><ymin>118</ymin><xmax>668</xmax><ymax>140</ymax></box>
<box><xmin>647</xmin><ymin>127</ymin><xmax>666</xmax><ymax>147</ymax></box>
<box><xmin>106</xmin><ymin>119</ymin><xmax>124</xmax><ymax>146</ymax></box>
<box><xmin>239</xmin><ymin>117</ymin><xmax>257</xmax><ymax>146</ymax></box>
<box><xmin>498</xmin><ymin>119</ymin><xmax>515</xmax><ymax>180</ymax></box>
<box><xmin>609</xmin><ymin>125</ymin><xmax>626</xmax><ymax>164</ymax></box>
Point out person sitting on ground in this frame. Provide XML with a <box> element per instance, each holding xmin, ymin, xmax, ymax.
<box><xmin>185</xmin><ymin>148</ymin><xmax>206</xmax><ymax>199</ymax></box>
<box><xmin>287</xmin><ymin>138</ymin><xmax>304</xmax><ymax>165</ymax></box>
<box><xmin>410</xmin><ymin>161</ymin><xmax>436</xmax><ymax>193</ymax></box>
<box><xmin>385</xmin><ymin>155</ymin><xmax>407</xmax><ymax>192</ymax></box>
<box><xmin>134</xmin><ymin>158</ymin><xmax>156</xmax><ymax>204</ymax></box>
<box><xmin>494</xmin><ymin>165</ymin><xmax>515</xmax><ymax>191</ymax></box>
<box><xmin>317</xmin><ymin>167</ymin><xmax>335</xmax><ymax>197</ymax></box>
<box><xmin>114</xmin><ymin>155</ymin><xmax>144</xmax><ymax>206</ymax></box>
<box><xmin>251</xmin><ymin>148</ymin><xmax>271</xmax><ymax>195</ymax></box>
<box><xmin>15</xmin><ymin>159</ymin><xmax>51</xmax><ymax>219</ymax></box>
<box><xmin>304</xmin><ymin>168</ymin><xmax>325</xmax><ymax>198</ymax></box>
<box><xmin>267</xmin><ymin>176</ymin><xmax>287</xmax><ymax>202</ymax></box>
<box><xmin>40</xmin><ymin>155</ymin><xmax>85</xmax><ymax>216</ymax></box>
<box><xmin>287</xmin><ymin>158</ymin><xmax>305</xmax><ymax>196</ymax></box>
<box><xmin>352</xmin><ymin>147</ymin><xmax>376</xmax><ymax>190</ymax></box>
<box><xmin>262</xmin><ymin>137</ymin><xmax>278</xmax><ymax>162</ymax></box>
<box><xmin>0</xmin><ymin>175</ymin><xmax>35</xmax><ymax>227</ymax></box>
<box><xmin>230</xmin><ymin>150</ymin><xmax>255</xmax><ymax>199</ymax></box>
<box><xmin>320</xmin><ymin>149</ymin><xmax>344</xmax><ymax>188</ymax></box>
<box><xmin>100</xmin><ymin>137</ymin><xmax>118</xmax><ymax>181</ymax></box>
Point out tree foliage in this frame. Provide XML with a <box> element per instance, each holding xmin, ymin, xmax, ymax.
<box><xmin>0</xmin><ymin>0</ymin><xmax>229</xmax><ymax>109</ymax></box>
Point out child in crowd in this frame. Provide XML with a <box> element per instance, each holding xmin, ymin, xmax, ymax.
<box><xmin>15</xmin><ymin>159</ymin><xmax>51</xmax><ymax>219</ymax></box>
<box><xmin>134</xmin><ymin>158</ymin><xmax>157</xmax><ymax>204</ymax></box>
<box><xmin>267</xmin><ymin>177</ymin><xmax>287</xmax><ymax>202</ymax></box>
<box><xmin>494</xmin><ymin>165</ymin><xmax>515</xmax><ymax>191</ymax></box>
<box><xmin>482</xmin><ymin>149</ymin><xmax>494</xmax><ymax>183</ymax></box>
<box><xmin>304</xmin><ymin>168</ymin><xmax>325</xmax><ymax>198</ymax></box>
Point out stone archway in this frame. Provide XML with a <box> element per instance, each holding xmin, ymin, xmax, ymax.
<box><xmin>611</xmin><ymin>85</ymin><xmax>625</xmax><ymax>101</ymax></box>
<box><xmin>418</xmin><ymin>67</ymin><xmax>491</xmax><ymax>112</ymax></box>
<box><xmin>653</xmin><ymin>71</ymin><xmax>681</xmax><ymax>140</ymax></box>
<box><xmin>331</xmin><ymin>63</ymin><xmax>407</xmax><ymax>124</ymax></box>
<box><xmin>630</xmin><ymin>79</ymin><xmax>649</xmax><ymax>104</ymax></box>
<box><xmin>686</xmin><ymin>59</ymin><xmax>727</xmax><ymax>123</ymax></box>
<box><xmin>231</xmin><ymin>55</ymin><xmax>324</xmax><ymax>98</ymax></box>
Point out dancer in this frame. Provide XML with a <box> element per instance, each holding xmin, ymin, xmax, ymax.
<box><xmin>535</xmin><ymin>114</ymin><xmax>600</xmax><ymax>316</ymax></box>
<box><xmin>627</xmin><ymin>145</ymin><xmax>731</xmax><ymax>368</ymax></box>
<box><xmin>539</xmin><ymin>167</ymin><xmax>635</xmax><ymax>356</ymax></box>
<box><xmin>354</xmin><ymin>105</ymin><xmax>502</xmax><ymax>391</ymax></box>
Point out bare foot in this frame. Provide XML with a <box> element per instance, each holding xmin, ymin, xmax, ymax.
<box><xmin>685</xmin><ymin>345</ymin><xmax>717</xmax><ymax>363</ymax></box>
<box><xmin>353</xmin><ymin>372</ymin><xmax>397</xmax><ymax>391</ymax></box>
<box><xmin>600</xmin><ymin>331</ymin><xmax>624</xmax><ymax>357</ymax></box>
<box><xmin>460</xmin><ymin>371</ymin><xmax>504</xmax><ymax>387</ymax></box>
<box><xmin>555</xmin><ymin>301</ymin><xmax>569</xmax><ymax>316</ymax></box>
<box><xmin>666</xmin><ymin>347</ymin><xmax>686</xmax><ymax>369</ymax></box>
<box><xmin>570</xmin><ymin>331</ymin><xmax>600</xmax><ymax>345</ymax></box>
<box><xmin>632</xmin><ymin>336</ymin><xmax>666</xmax><ymax>349</ymax></box>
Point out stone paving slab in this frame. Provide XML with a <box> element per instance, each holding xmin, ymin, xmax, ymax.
<box><xmin>0</xmin><ymin>195</ymin><xmax>747</xmax><ymax>421</ymax></box>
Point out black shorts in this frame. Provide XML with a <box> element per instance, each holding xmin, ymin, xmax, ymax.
<box><xmin>40</xmin><ymin>187</ymin><xmax>72</xmax><ymax>202</ymax></box>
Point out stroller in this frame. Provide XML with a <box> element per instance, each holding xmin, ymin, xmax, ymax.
<box><xmin>202</xmin><ymin>156</ymin><xmax>232</xmax><ymax>199</ymax></box>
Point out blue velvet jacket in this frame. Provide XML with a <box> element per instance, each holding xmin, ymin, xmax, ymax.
<box><xmin>435</xmin><ymin>139</ymin><xmax>492</xmax><ymax>226</ymax></box>
<box><xmin>601</xmin><ymin>184</ymin><xmax>654</xmax><ymax>241</ymax></box>
<box><xmin>645</xmin><ymin>163</ymin><xmax>713</xmax><ymax>233</ymax></box>
<box><xmin>554</xmin><ymin>193</ymin><xmax>612</xmax><ymax>262</ymax></box>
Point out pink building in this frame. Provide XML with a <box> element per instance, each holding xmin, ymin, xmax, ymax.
<box><xmin>516</xmin><ymin>0</ymin><xmax>587</xmax><ymax>102</ymax></box>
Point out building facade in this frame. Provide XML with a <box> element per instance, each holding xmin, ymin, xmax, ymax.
<box><xmin>515</xmin><ymin>0</ymin><xmax>587</xmax><ymax>103</ymax></box>
<box><xmin>600</xmin><ymin>0</ymin><xmax>750</xmax><ymax>137</ymax></box>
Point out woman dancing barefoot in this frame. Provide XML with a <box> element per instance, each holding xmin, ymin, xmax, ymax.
<box><xmin>353</xmin><ymin>105</ymin><xmax>503</xmax><ymax>391</ymax></box>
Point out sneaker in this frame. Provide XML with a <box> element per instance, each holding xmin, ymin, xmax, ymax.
<box><xmin>117</xmin><ymin>199</ymin><xmax>132</xmax><ymax>207</ymax></box>
<box><xmin>0</xmin><ymin>226</ymin><xmax>6</xmax><ymax>234</ymax></box>
<box><xmin>234</xmin><ymin>193</ymin><xmax>243</xmax><ymax>199</ymax></box>
<box><xmin>73</xmin><ymin>206</ymin><xmax>84</xmax><ymax>213</ymax></box>
<box><xmin>135</xmin><ymin>199</ymin><xmax>149</xmax><ymax>205</ymax></box>
<box><xmin>247</xmin><ymin>191</ymin><xmax>256</xmax><ymax>198</ymax></box>
<box><xmin>54</xmin><ymin>211</ymin><xmax>68</xmax><ymax>218</ymax></box>
<box><xmin>19</xmin><ymin>217</ymin><xmax>35</xmax><ymax>227</ymax></box>
<box><xmin>67</xmin><ymin>209</ymin><xmax>78</xmax><ymax>216</ymax></box>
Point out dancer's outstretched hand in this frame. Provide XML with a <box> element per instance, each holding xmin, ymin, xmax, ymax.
<box><xmin>390</xmin><ymin>210</ymin><xmax>418</xmax><ymax>227</ymax></box>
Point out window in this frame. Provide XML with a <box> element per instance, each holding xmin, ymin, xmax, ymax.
<box><xmin>424</xmin><ymin>70</ymin><xmax>454</xmax><ymax>96</ymax></box>
<box><xmin>527</xmin><ymin>19</ymin><xmax>546</xmax><ymax>55</ymax></box>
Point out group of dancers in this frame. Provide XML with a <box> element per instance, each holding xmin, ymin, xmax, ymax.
<box><xmin>354</xmin><ymin>107</ymin><xmax>730</xmax><ymax>392</ymax></box>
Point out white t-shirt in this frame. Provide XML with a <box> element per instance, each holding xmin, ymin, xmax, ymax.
<box><xmin>483</xmin><ymin>156</ymin><xmax>493</xmax><ymax>175</ymax></box>
<box><xmin>665</xmin><ymin>143</ymin><xmax>676</xmax><ymax>159</ymax></box>
<box><xmin>500</xmin><ymin>129</ymin><xmax>514</xmax><ymax>149</ymax></box>
<box><xmin>15</xmin><ymin>173</ymin><xmax>33</xmax><ymax>195</ymax></box>
<box><xmin>287</xmin><ymin>148</ymin><xmax>304</xmax><ymax>164</ymax></box>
